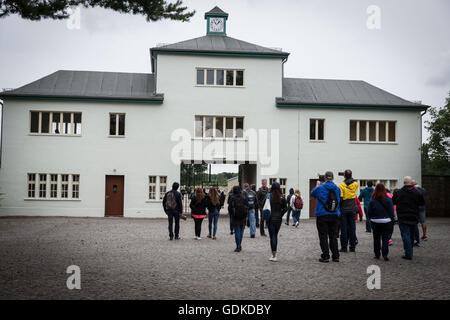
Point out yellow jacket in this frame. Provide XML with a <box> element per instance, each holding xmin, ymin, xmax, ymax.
<box><xmin>339</xmin><ymin>179</ymin><xmax>359</xmax><ymax>200</ymax></box>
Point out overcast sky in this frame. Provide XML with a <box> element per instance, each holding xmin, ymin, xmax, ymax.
<box><xmin>0</xmin><ymin>0</ymin><xmax>449</xmax><ymax>173</ymax></box>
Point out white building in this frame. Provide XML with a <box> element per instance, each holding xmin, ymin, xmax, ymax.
<box><xmin>0</xmin><ymin>7</ymin><xmax>429</xmax><ymax>219</ymax></box>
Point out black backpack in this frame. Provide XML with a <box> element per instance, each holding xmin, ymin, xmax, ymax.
<box><xmin>319</xmin><ymin>190</ymin><xmax>338</xmax><ymax>212</ymax></box>
<box><xmin>245</xmin><ymin>190</ymin><xmax>256</xmax><ymax>209</ymax></box>
<box><xmin>232</xmin><ymin>194</ymin><xmax>247</xmax><ymax>219</ymax></box>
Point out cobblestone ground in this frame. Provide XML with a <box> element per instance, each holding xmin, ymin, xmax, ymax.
<box><xmin>0</xmin><ymin>216</ymin><xmax>449</xmax><ymax>300</ymax></box>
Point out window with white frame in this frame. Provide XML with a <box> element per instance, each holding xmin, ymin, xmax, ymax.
<box><xmin>195</xmin><ymin>116</ymin><xmax>244</xmax><ymax>138</ymax></box>
<box><xmin>148</xmin><ymin>176</ymin><xmax>167</xmax><ymax>200</ymax></box>
<box><xmin>196</xmin><ymin>68</ymin><xmax>244</xmax><ymax>87</ymax></box>
<box><xmin>350</xmin><ymin>120</ymin><xmax>396</xmax><ymax>142</ymax></box>
<box><xmin>72</xmin><ymin>175</ymin><xmax>80</xmax><ymax>199</ymax></box>
<box><xmin>109</xmin><ymin>113</ymin><xmax>125</xmax><ymax>136</ymax></box>
<box><xmin>309</xmin><ymin>119</ymin><xmax>325</xmax><ymax>141</ymax></box>
<box><xmin>279</xmin><ymin>178</ymin><xmax>287</xmax><ymax>195</ymax></box>
<box><xmin>269</xmin><ymin>178</ymin><xmax>277</xmax><ymax>185</ymax></box>
<box><xmin>30</xmin><ymin>111</ymin><xmax>82</xmax><ymax>135</ymax></box>
<box><xmin>27</xmin><ymin>173</ymin><xmax>36</xmax><ymax>198</ymax></box>
<box><xmin>359</xmin><ymin>179</ymin><xmax>398</xmax><ymax>191</ymax></box>
<box><xmin>27</xmin><ymin>173</ymin><xmax>80</xmax><ymax>200</ymax></box>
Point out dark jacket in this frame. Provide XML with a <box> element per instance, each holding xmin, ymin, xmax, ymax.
<box><xmin>392</xmin><ymin>185</ymin><xmax>425</xmax><ymax>224</ymax></box>
<box><xmin>189</xmin><ymin>195</ymin><xmax>208</xmax><ymax>218</ymax></box>
<box><xmin>256</xmin><ymin>186</ymin><xmax>269</xmax><ymax>209</ymax></box>
<box><xmin>228</xmin><ymin>190</ymin><xmax>249</xmax><ymax>226</ymax></box>
<box><xmin>367</xmin><ymin>197</ymin><xmax>395</xmax><ymax>221</ymax></box>
<box><xmin>162</xmin><ymin>189</ymin><xmax>183</xmax><ymax>214</ymax></box>
<box><xmin>206</xmin><ymin>193</ymin><xmax>222</xmax><ymax>212</ymax></box>
<box><xmin>339</xmin><ymin>178</ymin><xmax>359</xmax><ymax>214</ymax></box>
<box><xmin>219</xmin><ymin>191</ymin><xmax>226</xmax><ymax>209</ymax></box>
<box><xmin>268</xmin><ymin>193</ymin><xmax>287</xmax><ymax>224</ymax></box>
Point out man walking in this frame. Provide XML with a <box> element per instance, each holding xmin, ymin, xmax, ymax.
<box><xmin>285</xmin><ymin>188</ymin><xmax>294</xmax><ymax>225</ymax></box>
<box><xmin>358</xmin><ymin>181</ymin><xmax>375</xmax><ymax>232</ymax></box>
<box><xmin>311</xmin><ymin>171</ymin><xmax>341</xmax><ymax>263</ymax></box>
<box><xmin>243</xmin><ymin>183</ymin><xmax>258</xmax><ymax>238</ymax></box>
<box><xmin>162</xmin><ymin>182</ymin><xmax>183</xmax><ymax>240</ymax></box>
<box><xmin>256</xmin><ymin>179</ymin><xmax>270</xmax><ymax>237</ymax></box>
<box><xmin>338</xmin><ymin>169</ymin><xmax>359</xmax><ymax>253</ymax></box>
<box><xmin>393</xmin><ymin>176</ymin><xmax>425</xmax><ymax>260</ymax></box>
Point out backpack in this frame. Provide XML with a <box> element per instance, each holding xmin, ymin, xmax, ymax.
<box><xmin>165</xmin><ymin>191</ymin><xmax>178</xmax><ymax>211</ymax></box>
<box><xmin>319</xmin><ymin>190</ymin><xmax>338</xmax><ymax>212</ymax></box>
<box><xmin>232</xmin><ymin>194</ymin><xmax>248</xmax><ymax>220</ymax></box>
<box><xmin>245</xmin><ymin>190</ymin><xmax>256</xmax><ymax>209</ymax></box>
<box><xmin>294</xmin><ymin>196</ymin><xmax>303</xmax><ymax>210</ymax></box>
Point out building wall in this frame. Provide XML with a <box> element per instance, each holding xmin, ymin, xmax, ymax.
<box><xmin>0</xmin><ymin>54</ymin><xmax>423</xmax><ymax>219</ymax></box>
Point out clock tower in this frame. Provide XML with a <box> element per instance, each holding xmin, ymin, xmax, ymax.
<box><xmin>205</xmin><ymin>6</ymin><xmax>228</xmax><ymax>35</ymax></box>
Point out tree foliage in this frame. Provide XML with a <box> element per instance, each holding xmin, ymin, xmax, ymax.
<box><xmin>422</xmin><ymin>91</ymin><xmax>450</xmax><ymax>175</ymax></box>
<box><xmin>0</xmin><ymin>0</ymin><xmax>195</xmax><ymax>22</ymax></box>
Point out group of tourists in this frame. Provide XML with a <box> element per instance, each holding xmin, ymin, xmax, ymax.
<box><xmin>162</xmin><ymin>170</ymin><xmax>427</xmax><ymax>263</ymax></box>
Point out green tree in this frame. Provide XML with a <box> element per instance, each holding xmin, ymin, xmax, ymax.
<box><xmin>0</xmin><ymin>0</ymin><xmax>195</xmax><ymax>22</ymax></box>
<box><xmin>422</xmin><ymin>91</ymin><xmax>450</xmax><ymax>175</ymax></box>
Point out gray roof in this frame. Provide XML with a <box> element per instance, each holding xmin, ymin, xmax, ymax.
<box><xmin>151</xmin><ymin>35</ymin><xmax>289</xmax><ymax>57</ymax></box>
<box><xmin>277</xmin><ymin>78</ymin><xmax>429</xmax><ymax>109</ymax></box>
<box><xmin>0</xmin><ymin>70</ymin><xmax>163</xmax><ymax>102</ymax></box>
<box><xmin>205</xmin><ymin>6</ymin><xmax>228</xmax><ymax>18</ymax></box>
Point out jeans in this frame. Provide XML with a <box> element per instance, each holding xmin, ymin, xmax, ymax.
<box><xmin>399</xmin><ymin>222</ymin><xmax>417</xmax><ymax>258</ymax></box>
<box><xmin>260</xmin><ymin>209</ymin><xmax>269</xmax><ymax>235</ymax></box>
<box><xmin>414</xmin><ymin>224</ymin><xmax>420</xmax><ymax>244</ymax></box>
<box><xmin>208</xmin><ymin>209</ymin><xmax>220</xmax><ymax>236</ymax></box>
<box><xmin>268</xmin><ymin>221</ymin><xmax>282</xmax><ymax>253</ymax></box>
<box><xmin>316</xmin><ymin>214</ymin><xmax>340</xmax><ymax>260</ymax></box>
<box><xmin>167</xmin><ymin>210</ymin><xmax>180</xmax><ymax>238</ymax></box>
<box><xmin>371</xmin><ymin>221</ymin><xmax>393</xmax><ymax>257</ymax></box>
<box><xmin>248</xmin><ymin>209</ymin><xmax>256</xmax><ymax>236</ymax></box>
<box><xmin>292</xmin><ymin>210</ymin><xmax>301</xmax><ymax>224</ymax></box>
<box><xmin>340</xmin><ymin>211</ymin><xmax>357</xmax><ymax>250</ymax></box>
<box><xmin>234</xmin><ymin>224</ymin><xmax>245</xmax><ymax>248</ymax></box>
<box><xmin>364</xmin><ymin>207</ymin><xmax>371</xmax><ymax>232</ymax></box>
<box><xmin>286</xmin><ymin>207</ymin><xmax>292</xmax><ymax>224</ymax></box>
<box><xmin>193</xmin><ymin>217</ymin><xmax>204</xmax><ymax>237</ymax></box>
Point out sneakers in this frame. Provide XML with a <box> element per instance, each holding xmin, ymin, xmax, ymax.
<box><xmin>195</xmin><ymin>236</ymin><xmax>201</xmax><ymax>240</ymax></box>
<box><xmin>388</xmin><ymin>239</ymin><xmax>393</xmax><ymax>246</ymax></box>
<box><xmin>421</xmin><ymin>235</ymin><xmax>428</xmax><ymax>241</ymax></box>
<box><xmin>295</xmin><ymin>222</ymin><xmax>299</xmax><ymax>228</ymax></box>
<box><xmin>269</xmin><ymin>256</ymin><xmax>278</xmax><ymax>262</ymax></box>
<box><xmin>319</xmin><ymin>258</ymin><xmax>329</xmax><ymax>263</ymax></box>
<box><xmin>414</xmin><ymin>242</ymin><xmax>420</xmax><ymax>247</ymax></box>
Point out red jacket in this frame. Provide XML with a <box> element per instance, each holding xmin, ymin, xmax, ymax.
<box><xmin>355</xmin><ymin>197</ymin><xmax>363</xmax><ymax>220</ymax></box>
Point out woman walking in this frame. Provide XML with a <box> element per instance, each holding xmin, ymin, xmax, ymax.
<box><xmin>290</xmin><ymin>189</ymin><xmax>303</xmax><ymax>228</ymax></box>
<box><xmin>267</xmin><ymin>182</ymin><xmax>287</xmax><ymax>261</ymax></box>
<box><xmin>367</xmin><ymin>183</ymin><xmax>395</xmax><ymax>261</ymax></box>
<box><xmin>228</xmin><ymin>185</ymin><xmax>249</xmax><ymax>252</ymax></box>
<box><xmin>190</xmin><ymin>187</ymin><xmax>208</xmax><ymax>240</ymax></box>
<box><xmin>206</xmin><ymin>188</ymin><xmax>221</xmax><ymax>240</ymax></box>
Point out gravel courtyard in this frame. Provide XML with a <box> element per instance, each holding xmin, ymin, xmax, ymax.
<box><xmin>0</xmin><ymin>216</ymin><xmax>449</xmax><ymax>300</ymax></box>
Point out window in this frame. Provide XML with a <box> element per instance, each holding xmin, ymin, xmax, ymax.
<box><xmin>279</xmin><ymin>178</ymin><xmax>287</xmax><ymax>195</ymax></box>
<box><xmin>269</xmin><ymin>178</ymin><xmax>277</xmax><ymax>185</ymax></box>
<box><xmin>389</xmin><ymin>180</ymin><xmax>398</xmax><ymax>190</ymax></box>
<box><xmin>50</xmin><ymin>174</ymin><xmax>58</xmax><ymax>198</ymax></box>
<box><xmin>30</xmin><ymin>111</ymin><xmax>82</xmax><ymax>135</ymax></box>
<box><xmin>148</xmin><ymin>176</ymin><xmax>167</xmax><ymax>200</ymax></box>
<box><xmin>61</xmin><ymin>174</ymin><xmax>69</xmax><ymax>199</ymax></box>
<box><xmin>110</xmin><ymin>113</ymin><xmax>125</xmax><ymax>136</ymax></box>
<box><xmin>349</xmin><ymin>120</ymin><xmax>397</xmax><ymax>143</ymax></box>
<box><xmin>26</xmin><ymin>173</ymin><xmax>80</xmax><ymax>200</ymax></box>
<box><xmin>159</xmin><ymin>176</ymin><xmax>167</xmax><ymax>200</ymax></box>
<box><xmin>72</xmin><ymin>175</ymin><xmax>80</xmax><ymax>199</ymax></box>
<box><xmin>195</xmin><ymin>116</ymin><xmax>244</xmax><ymax>139</ymax></box>
<box><xmin>359</xmin><ymin>179</ymin><xmax>398</xmax><ymax>191</ymax></box>
<box><xmin>149</xmin><ymin>176</ymin><xmax>157</xmax><ymax>200</ymax></box>
<box><xmin>196</xmin><ymin>68</ymin><xmax>244</xmax><ymax>87</ymax></box>
<box><xmin>38</xmin><ymin>174</ymin><xmax>47</xmax><ymax>198</ymax></box>
<box><xmin>310</xmin><ymin>119</ymin><xmax>325</xmax><ymax>141</ymax></box>
<box><xmin>27</xmin><ymin>174</ymin><xmax>36</xmax><ymax>198</ymax></box>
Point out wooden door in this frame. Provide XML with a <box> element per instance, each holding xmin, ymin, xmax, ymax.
<box><xmin>309</xmin><ymin>179</ymin><xmax>319</xmax><ymax>218</ymax></box>
<box><xmin>105</xmin><ymin>175</ymin><xmax>124</xmax><ymax>217</ymax></box>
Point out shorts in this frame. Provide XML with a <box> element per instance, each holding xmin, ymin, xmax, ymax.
<box><xmin>419</xmin><ymin>208</ymin><xmax>426</xmax><ymax>223</ymax></box>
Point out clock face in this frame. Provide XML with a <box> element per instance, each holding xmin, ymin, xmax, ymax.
<box><xmin>209</xmin><ymin>17</ymin><xmax>224</xmax><ymax>33</ymax></box>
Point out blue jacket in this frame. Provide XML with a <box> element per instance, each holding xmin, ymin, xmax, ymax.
<box><xmin>367</xmin><ymin>197</ymin><xmax>395</xmax><ymax>221</ymax></box>
<box><xmin>358</xmin><ymin>187</ymin><xmax>374</xmax><ymax>208</ymax></box>
<box><xmin>311</xmin><ymin>181</ymin><xmax>341</xmax><ymax>217</ymax></box>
